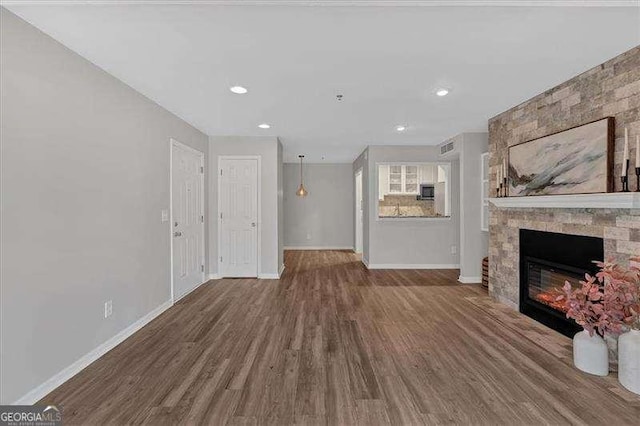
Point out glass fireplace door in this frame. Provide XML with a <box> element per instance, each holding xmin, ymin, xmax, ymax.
<box><xmin>525</xmin><ymin>258</ymin><xmax>584</xmax><ymax>313</ymax></box>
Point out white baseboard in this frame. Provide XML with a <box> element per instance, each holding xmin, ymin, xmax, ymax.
<box><xmin>458</xmin><ymin>275</ymin><xmax>482</xmax><ymax>284</ymax></box>
<box><xmin>362</xmin><ymin>257</ymin><xmax>369</xmax><ymax>268</ymax></box>
<box><xmin>13</xmin><ymin>299</ymin><xmax>173</xmax><ymax>405</ymax></box>
<box><xmin>213</xmin><ymin>269</ymin><xmax>283</xmax><ymax>280</ymax></box>
<box><xmin>258</xmin><ymin>273</ymin><xmax>280</xmax><ymax>279</ymax></box>
<box><xmin>365</xmin><ymin>263</ymin><xmax>460</xmax><ymax>270</ymax></box>
<box><xmin>284</xmin><ymin>246</ymin><xmax>354</xmax><ymax>251</ymax></box>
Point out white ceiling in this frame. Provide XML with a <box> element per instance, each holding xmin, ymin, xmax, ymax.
<box><xmin>5</xmin><ymin>2</ymin><xmax>640</xmax><ymax>162</ymax></box>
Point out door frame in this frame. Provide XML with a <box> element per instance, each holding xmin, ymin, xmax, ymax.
<box><xmin>170</xmin><ymin>138</ymin><xmax>206</xmax><ymax>303</ymax></box>
<box><xmin>217</xmin><ymin>155</ymin><xmax>262</xmax><ymax>278</ymax></box>
<box><xmin>354</xmin><ymin>167</ymin><xmax>363</xmax><ymax>254</ymax></box>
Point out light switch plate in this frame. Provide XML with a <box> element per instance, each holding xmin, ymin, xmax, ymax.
<box><xmin>161</xmin><ymin>209</ymin><xmax>169</xmax><ymax>222</ymax></box>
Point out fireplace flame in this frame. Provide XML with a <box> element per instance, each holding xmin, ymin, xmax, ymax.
<box><xmin>533</xmin><ymin>287</ymin><xmax>568</xmax><ymax>313</ymax></box>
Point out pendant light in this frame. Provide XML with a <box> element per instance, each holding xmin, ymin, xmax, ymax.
<box><xmin>296</xmin><ymin>155</ymin><xmax>308</xmax><ymax>197</ymax></box>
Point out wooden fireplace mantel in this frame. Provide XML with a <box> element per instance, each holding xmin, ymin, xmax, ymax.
<box><xmin>489</xmin><ymin>192</ymin><xmax>640</xmax><ymax>209</ymax></box>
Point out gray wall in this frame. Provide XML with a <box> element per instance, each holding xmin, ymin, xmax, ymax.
<box><xmin>1</xmin><ymin>9</ymin><xmax>209</xmax><ymax>404</ymax></box>
<box><xmin>208</xmin><ymin>136</ymin><xmax>282</xmax><ymax>277</ymax></box>
<box><xmin>364</xmin><ymin>146</ymin><xmax>460</xmax><ymax>267</ymax></box>
<box><xmin>283</xmin><ymin>163</ymin><xmax>354</xmax><ymax>249</ymax></box>
<box><xmin>458</xmin><ymin>133</ymin><xmax>489</xmax><ymax>281</ymax></box>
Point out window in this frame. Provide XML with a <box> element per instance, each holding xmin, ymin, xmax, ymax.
<box><xmin>377</xmin><ymin>163</ymin><xmax>451</xmax><ymax>219</ymax></box>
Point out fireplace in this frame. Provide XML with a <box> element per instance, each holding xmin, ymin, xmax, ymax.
<box><xmin>519</xmin><ymin>229</ymin><xmax>603</xmax><ymax>338</ymax></box>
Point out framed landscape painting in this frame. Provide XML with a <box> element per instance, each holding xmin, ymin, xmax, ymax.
<box><xmin>508</xmin><ymin>117</ymin><xmax>614</xmax><ymax>197</ymax></box>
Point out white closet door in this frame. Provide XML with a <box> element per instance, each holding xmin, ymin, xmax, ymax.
<box><xmin>219</xmin><ymin>158</ymin><xmax>258</xmax><ymax>277</ymax></box>
<box><xmin>172</xmin><ymin>141</ymin><xmax>205</xmax><ymax>300</ymax></box>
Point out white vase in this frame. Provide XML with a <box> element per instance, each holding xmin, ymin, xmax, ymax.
<box><xmin>573</xmin><ymin>330</ymin><xmax>609</xmax><ymax>376</ymax></box>
<box><xmin>618</xmin><ymin>329</ymin><xmax>640</xmax><ymax>395</ymax></box>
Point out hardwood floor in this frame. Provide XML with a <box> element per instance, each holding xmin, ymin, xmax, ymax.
<box><xmin>41</xmin><ymin>250</ymin><xmax>640</xmax><ymax>425</ymax></box>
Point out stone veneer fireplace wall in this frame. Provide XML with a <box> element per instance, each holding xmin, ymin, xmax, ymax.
<box><xmin>488</xmin><ymin>45</ymin><xmax>640</xmax><ymax>309</ymax></box>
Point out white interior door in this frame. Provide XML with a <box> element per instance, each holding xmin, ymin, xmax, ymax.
<box><xmin>219</xmin><ymin>158</ymin><xmax>258</xmax><ymax>277</ymax></box>
<box><xmin>171</xmin><ymin>140</ymin><xmax>205</xmax><ymax>301</ymax></box>
<box><xmin>355</xmin><ymin>169</ymin><xmax>363</xmax><ymax>254</ymax></box>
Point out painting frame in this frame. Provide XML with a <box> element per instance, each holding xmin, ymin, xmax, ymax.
<box><xmin>507</xmin><ymin>117</ymin><xmax>615</xmax><ymax>197</ymax></box>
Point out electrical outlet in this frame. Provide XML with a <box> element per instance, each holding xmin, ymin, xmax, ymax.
<box><xmin>104</xmin><ymin>300</ymin><xmax>113</xmax><ymax>318</ymax></box>
<box><xmin>451</xmin><ymin>245</ymin><xmax>457</xmax><ymax>255</ymax></box>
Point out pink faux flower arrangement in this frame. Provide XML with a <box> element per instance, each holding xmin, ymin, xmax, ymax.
<box><xmin>560</xmin><ymin>257</ymin><xmax>640</xmax><ymax>337</ymax></box>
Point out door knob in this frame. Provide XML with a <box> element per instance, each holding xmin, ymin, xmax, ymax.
<box><xmin>251</xmin><ymin>222</ymin><xmax>256</xmax><ymax>227</ymax></box>
<box><xmin>174</xmin><ymin>231</ymin><xmax>182</xmax><ymax>237</ymax></box>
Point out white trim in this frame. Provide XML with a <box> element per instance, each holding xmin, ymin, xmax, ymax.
<box><xmin>480</xmin><ymin>152</ymin><xmax>489</xmax><ymax>232</ymax></box>
<box><xmin>458</xmin><ymin>275</ymin><xmax>482</xmax><ymax>283</ymax></box>
<box><xmin>6</xmin><ymin>2</ymin><xmax>635</xmax><ymax>7</ymax></box>
<box><xmin>12</xmin><ymin>300</ymin><xmax>173</xmax><ymax>405</ymax></box>
<box><xmin>258</xmin><ymin>273</ymin><xmax>281</xmax><ymax>279</ymax></box>
<box><xmin>284</xmin><ymin>246</ymin><xmax>354</xmax><ymax>250</ymax></box>
<box><xmin>279</xmin><ymin>263</ymin><xmax>286</xmax><ymax>277</ymax></box>
<box><xmin>208</xmin><ymin>273</ymin><xmax>222</xmax><ymax>280</ymax></box>
<box><xmin>362</xmin><ymin>256</ymin><xmax>370</xmax><ymax>268</ymax></box>
<box><xmin>365</xmin><ymin>263</ymin><xmax>460</xmax><ymax>270</ymax></box>
<box><xmin>170</xmin><ymin>138</ymin><xmax>206</xmax><ymax>304</ymax></box>
<box><xmin>169</xmin><ymin>140</ymin><xmax>175</xmax><ymax>303</ymax></box>
<box><xmin>489</xmin><ymin>192</ymin><xmax>640</xmax><ymax>209</ymax></box>
<box><xmin>217</xmin><ymin>156</ymin><xmax>262</xmax><ymax>278</ymax></box>
<box><xmin>354</xmin><ymin>167</ymin><xmax>363</xmax><ymax>254</ymax></box>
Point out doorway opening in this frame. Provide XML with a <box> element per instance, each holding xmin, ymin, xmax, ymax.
<box><xmin>355</xmin><ymin>168</ymin><xmax>363</xmax><ymax>254</ymax></box>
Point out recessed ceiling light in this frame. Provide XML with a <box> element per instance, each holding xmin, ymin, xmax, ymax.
<box><xmin>230</xmin><ymin>86</ymin><xmax>248</xmax><ymax>94</ymax></box>
<box><xmin>436</xmin><ymin>88</ymin><xmax>449</xmax><ymax>97</ymax></box>
<box><xmin>258</xmin><ymin>123</ymin><xmax>271</xmax><ymax>129</ymax></box>
<box><xmin>396</xmin><ymin>125</ymin><xmax>406</xmax><ymax>132</ymax></box>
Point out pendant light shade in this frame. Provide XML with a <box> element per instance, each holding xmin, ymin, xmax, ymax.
<box><xmin>296</xmin><ymin>155</ymin><xmax>308</xmax><ymax>197</ymax></box>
